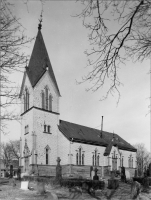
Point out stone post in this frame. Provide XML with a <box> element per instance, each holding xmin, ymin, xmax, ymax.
<box><xmin>10</xmin><ymin>165</ymin><xmax>13</xmax><ymax>178</ymax></box>
<box><xmin>56</xmin><ymin>157</ymin><xmax>62</xmax><ymax>183</ymax></box>
<box><xmin>149</xmin><ymin>163</ymin><xmax>151</xmax><ymax>177</ymax></box>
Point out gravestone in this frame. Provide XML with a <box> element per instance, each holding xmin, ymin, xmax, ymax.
<box><xmin>56</xmin><ymin>157</ymin><xmax>62</xmax><ymax>183</ymax></box>
<box><xmin>10</xmin><ymin>165</ymin><xmax>13</xmax><ymax>178</ymax></box>
<box><xmin>125</xmin><ymin>170</ymin><xmax>130</xmax><ymax>180</ymax></box>
<box><xmin>149</xmin><ymin>163</ymin><xmax>151</xmax><ymax>176</ymax></box>
<box><xmin>17</xmin><ymin>168</ymin><xmax>21</xmax><ymax>180</ymax></box>
<box><xmin>131</xmin><ymin>181</ymin><xmax>142</xmax><ymax>199</ymax></box>
<box><xmin>121</xmin><ymin>166</ymin><xmax>126</xmax><ymax>182</ymax></box>
<box><xmin>20</xmin><ymin>181</ymin><xmax>29</xmax><ymax>190</ymax></box>
<box><xmin>91</xmin><ymin>168</ymin><xmax>95</xmax><ymax>180</ymax></box>
<box><xmin>134</xmin><ymin>169</ymin><xmax>137</xmax><ymax>177</ymax></box>
<box><xmin>93</xmin><ymin>167</ymin><xmax>99</xmax><ymax>180</ymax></box>
<box><xmin>144</xmin><ymin>166</ymin><xmax>147</xmax><ymax>177</ymax></box>
<box><xmin>90</xmin><ymin>166</ymin><xmax>93</xmax><ymax>177</ymax></box>
<box><xmin>147</xmin><ymin>167</ymin><xmax>149</xmax><ymax>177</ymax></box>
<box><xmin>111</xmin><ymin>171</ymin><xmax>115</xmax><ymax>179</ymax></box>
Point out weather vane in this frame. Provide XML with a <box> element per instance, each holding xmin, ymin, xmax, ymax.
<box><xmin>38</xmin><ymin>12</ymin><xmax>43</xmax><ymax>30</ymax></box>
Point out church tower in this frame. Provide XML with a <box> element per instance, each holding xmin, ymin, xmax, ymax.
<box><xmin>19</xmin><ymin>21</ymin><xmax>61</xmax><ymax>173</ymax></box>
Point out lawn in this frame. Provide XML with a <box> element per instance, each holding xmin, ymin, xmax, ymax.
<box><xmin>0</xmin><ymin>178</ymin><xmax>151</xmax><ymax>200</ymax></box>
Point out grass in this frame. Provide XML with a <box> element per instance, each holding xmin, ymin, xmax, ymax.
<box><xmin>0</xmin><ymin>178</ymin><xmax>151</xmax><ymax>200</ymax></box>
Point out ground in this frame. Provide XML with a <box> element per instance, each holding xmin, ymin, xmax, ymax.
<box><xmin>0</xmin><ymin>178</ymin><xmax>151</xmax><ymax>200</ymax></box>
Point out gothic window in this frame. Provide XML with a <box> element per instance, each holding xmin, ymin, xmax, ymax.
<box><xmin>45</xmin><ymin>145</ymin><xmax>50</xmax><ymax>165</ymax></box>
<box><xmin>24</xmin><ymin>88</ymin><xmax>29</xmax><ymax>112</ymax></box>
<box><xmin>49</xmin><ymin>94</ymin><xmax>52</xmax><ymax>111</ymax></box>
<box><xmin>42</xmin><ymin>86</ymin><xmax>53</xmax><ymax>112</ymax></box>
<box><xmin>79</xmin><ymin>148</ymin><xmax>81</xmax><ymax>165</ymax></box>
<box><xmin>42</xmin><ymin>91</ymin><xmax>45</xmax><ymax>109</ymax></box>
<box><xmin>129</xmin><ymin>155</ymin><xmax>133</xmax><ymax>168</ymax></box>
<box><xmin>82</xmin><ymin>154</ymin><xmax>84</xmax><ymax>165</ymax></box>
<box><xmin>43</xmin><ymin>122</ymin><xmax>51</xmax><ymax>134</ymax></box>
<box><xmin>25</xmin><ymin>125</ymin><xmax>29</xmax><ymax>135</ymax></box>
<box><xmin>92</xmin><ymin>149</ymin><xmax>99</xmax><ymax>166</ymax></box>
<box><xmin>45</xmin><ymin>86</ymin><xmax>48</xmax><ymax>110</ymax></box>
<box><xmin>76</xmin><ymin>147</ymin><xmax>84</xmax><ymax>165</ymax></box>
<box><xmin>122</xmin><ymin>157</ymin><xmax>124</xmax><ymax>167</ymax></box>
<box><xmin>92</xmin><ymin>154</ymin><xmax>94</xmax><ymax>166</ymax></box>
<box><xmin>44</xmin><ymin>123</ymin><xmax>47</xmax><ymax>133</ymax></box>
<box><xmin>97</xmin><ymin>155</ymin><xmax>100</xmax><ymax>166</ymax></box>
<box><xmin>46</xmin><ymin>149</ymin><xmax>49</xmax><ymax>165</ymax></box>
<box><xmin>48</xmin><ymin>125</ymin><xmax>51</xmax><ymax>133</ymax></box>
<box><xmin>76</xmin><ymin>153</ymin><xmax>78</xmax><ymax>165</ymax></box>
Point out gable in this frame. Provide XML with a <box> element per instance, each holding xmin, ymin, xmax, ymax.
<box><xmin>19</xmin><ymin>70</ymin><xmax>33</xmax><ymax>98</ymax></box>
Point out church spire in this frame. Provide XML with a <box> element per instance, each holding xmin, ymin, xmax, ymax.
<box><xmin>38</xmin><ymin>13</ymin><xmax>43</xmax><ymax>31</ymax></box>
<box><xmin>25</xmin><ymin>17</ymin><xmax>61</xmax><ymax>96</ymax></box>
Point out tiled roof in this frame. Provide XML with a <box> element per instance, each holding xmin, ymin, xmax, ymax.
<box><xmin>58</xmin><ymin>120</ymin><xmax>137</xmax><ymax>152</ymax></box>
<box><xmin>26</xmin><ymin>30</ymin><xmax>60</xmax><ymax>95</ymax></box>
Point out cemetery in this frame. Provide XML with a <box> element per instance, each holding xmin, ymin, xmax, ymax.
<box><xmin>0</xmin><ymin>157</ymin><xmax>151</xmax><ymax>199</ymax></box>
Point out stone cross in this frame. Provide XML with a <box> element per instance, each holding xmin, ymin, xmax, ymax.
<box><xmin>56</xmin><ymin>157</ymin><xmax>62</xmax><ymax>183</ymax></box>
<box><xmin>57</xmin><ymin>157</ymin><xmax>61</xmax><ymax>166</ymax></box>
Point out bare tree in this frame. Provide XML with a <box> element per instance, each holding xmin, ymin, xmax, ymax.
<box><xmin>1</xmin><ymin>140</ymin><xmax>20</xmax><ymax>170</ymax></box>
<box><xmin>0</xmin><ymin>0</ymin><xmax>32</xmax><ymax>133</ymax></box>
<box><xmin>134</xmin><ymin>143</ymin><xmax>151</xmax><ymax>176</ymax></box>
<box><xmin>77</xmin><ymin>0</ymin><xmax>151</xmax><ymax>101</ymax></box>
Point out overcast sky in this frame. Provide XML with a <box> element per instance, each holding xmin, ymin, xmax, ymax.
<box><xmin>3</xmin><ymin>1</ymin><xmax>150</xmax><ymax>151</ymax></box>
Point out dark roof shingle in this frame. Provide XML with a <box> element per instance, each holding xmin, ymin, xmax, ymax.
<box><xmin>58</xmin><ymin>120</ymin><xmax>137</xmax><ymax>152</ymax></box>
<box><xmin>26</xmin><ymin>30</ymin><xmax>60</xmax><ymax>95</ymax></box>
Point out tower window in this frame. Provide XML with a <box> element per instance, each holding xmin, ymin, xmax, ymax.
<box><xmin>24</xmin><ymin>88</ymin><xmax>29</xmax><ymax>112</ymax></box>
<box><xmin>43</xmin><ymin>123</ymin><xmax>51</xmax><ymax>134</ymax></box>
<box><xmin>49</xmin><ymin>94</ymin><xmax>52</xmax><ymax>111</ymax></box>
<box><xmin>44</xmin><ymin>124</ymin><xmax>47</xmax><ymax>133</ymax></box>
<box><xmin>48</xmin><ymin>125</ymin><xmax>51</xmax><ymax>133</ymax></box>
<box><xmin>45</xmin><ymin>87</ymin><xmax>48</xmax><ymax>110</ymax></box>
<box><xmin>25</xmin><ymin>125</ymin><xmax>29</xmax><ymax>135</ymax></box>
<box><xmin>42</xmin><ymin>91</ymin><xmax>45</xmax><ymax>109</ymax></box>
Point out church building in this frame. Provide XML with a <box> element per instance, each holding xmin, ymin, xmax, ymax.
<box><xmin>19</xmin><ymin>23</ymin><xmax>137</xmax><ymax>178</ymax></box>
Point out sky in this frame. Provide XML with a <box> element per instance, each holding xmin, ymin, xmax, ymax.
<box><xmin>2</xmin><ymin>0</ymin><xmax>150</xmax><ymax>152</ymax></box>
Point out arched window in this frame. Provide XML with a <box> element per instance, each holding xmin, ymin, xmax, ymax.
<box><xmin>24</xmin><ymin>95</ymin><xmax>26</xmax><ymax>112</ymax></box>
<box><xmin>76</xmin><ymin>147</ymin><xmax>84</xmax><ymax>166</ymax></box>
<box><xmin>45</xmin><ymin>145</ymin><xmax>50</xmax><ymax>165</ymax></box>
<box><xmin>129</xmin><ymin>155</ymin><xmax>133</xmax><ymax>168</ymax></box>
<box><xmin>46</xmin><ymin>149</ymin><xmax>49</xmax><ymax>165</ymax></box>
<box><xmin>79</xmin><ymin>148</ymin><xmax>81</xmax><ymax>165</ymax></box>
<box><xmin>24</xmin><ymin>88</ymin><xmax>29</xmax><ymax>112</ymax></box>
<box><xmin>94</xmin><ymin>150</ymin><xmax>97</xmax><ymax>166</ymax></box>
<box><xmin>45</xmin><ymin>87</ymin><xmax>48</xmax><ymax>110</ymax></box>
<box><xmin>49</xmin><ymin>94</ymin><xmax>52</xmax><ymax>111</ymax></box>
<box><xmin>82</xmin><ymin>154</ymin><xmax>84</xmax><ymax>165</ymax></box>
<box><xmin>122</xmin><ymin>157</ymin><xmax>124</xmax><ymax>167</ymax></box>
<box><xmin>92</xmin><ymin>154</ymin><xmax>94</xmax><ymax>166</ymax></box>
<box><xmin>42</xmin><ymin>91</ymin><xmax>45</xmax><ymax>109</ymax></box>
<box><xmin>76</xmin><ymin>153</ymin><xmax>78</xmax><ymax>165</ymax></box>
<box><xmin>97</xmin><ymin>155</ymin><xmax>100</xmax><ymax>166</ymax></box>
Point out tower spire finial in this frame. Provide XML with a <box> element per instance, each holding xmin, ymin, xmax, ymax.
<box><xmin>38</xmin><ymin>12</ymin><xmax>43</xmax><ymax>30</ymax></box>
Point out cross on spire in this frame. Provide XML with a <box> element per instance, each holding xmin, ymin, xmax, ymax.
<box><xmin>38</xmin><ymin>12</ymin><xmax>43</xmax><ymax>30</ymax></box>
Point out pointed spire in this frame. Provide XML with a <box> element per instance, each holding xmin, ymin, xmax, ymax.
<box><xmin>38</xmin><ymin>12</ymin><xmax>43</xmax><ymax>31</ymax></box>
<box><xmin>26</xmin><ymin>22</ymin><xmax>61</xmax><ymax>96</ymax></box>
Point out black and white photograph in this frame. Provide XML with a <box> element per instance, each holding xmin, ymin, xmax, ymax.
<box><xmin>0</xmin><ymin>0</ymin><xmax>151</xmax><ymax>199</ymax></box>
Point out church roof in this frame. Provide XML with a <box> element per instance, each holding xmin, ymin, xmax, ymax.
<box><xmin>26</xmin><ymin>30</ymin><xmax>60</xmax><ymax>95</ymax></box>
<box><xmin>58</xmin><ymin>120</ymin><xmax>137</xmax><ymax>152</ymax></box>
